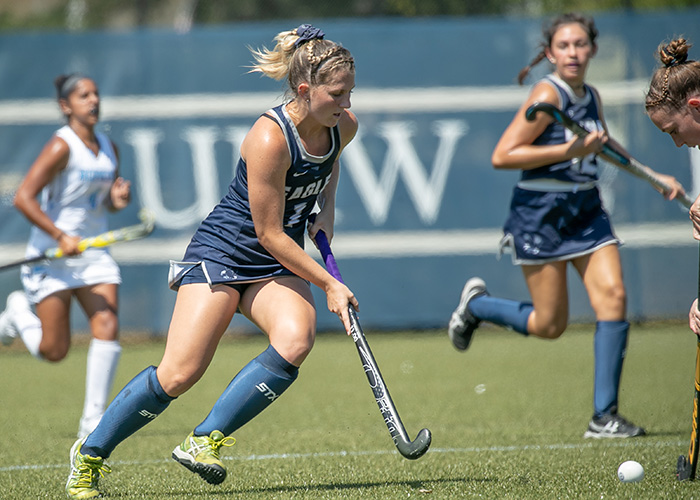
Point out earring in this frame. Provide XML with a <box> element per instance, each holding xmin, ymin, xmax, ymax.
<box><xmin>549</xmin><ymin>58</ymin><xmax>556</xmax><ymax>63</ymax></box>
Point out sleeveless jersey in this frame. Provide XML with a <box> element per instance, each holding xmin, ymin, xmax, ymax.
<box><xmin>26</xmin><ymin>125</ymin><xmax>117</xmax><ymax>256</ymax></box>
<box><xmin>183</xmin><ymin>103</ymin><xmax>340</xmax><ymax>282</ymax></box>
<box><xmin>520</xmin><ymin>74</ymin><xmax>603</xmax><ymax>184</ymax></box>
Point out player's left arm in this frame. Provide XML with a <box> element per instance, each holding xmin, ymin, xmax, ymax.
<box><xmin>106</xmin><ymin>141</ymin><xmax>131</xmax><ymax>212</ymax></box>
<box><xmin>309</xmin><ymin>110</ymin><xmax>358</xmax><ymax>244</ymax></box>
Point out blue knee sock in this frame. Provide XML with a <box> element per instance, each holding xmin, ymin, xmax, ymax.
<box><xmin>194</xmin><ymin>345</ymin><xmax>299</xmax><ymax>437</ymax></box>
<box><xmin>468</xmin><ymin>295</ymin><xmax>532</xmax><ymax>335</ymax></box>
<box><xmin>82</xmin><ymin>365</ymin><xmax>175</xmax><ymax>458</ymax></box>
<box><xmin>593</xmin><ymin>320</ymin><xmax>629</xmax><ymax>417</ymax></box>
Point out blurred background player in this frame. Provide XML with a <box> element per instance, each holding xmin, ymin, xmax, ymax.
<box><xmin>448</xmin><ymin>13</ymin><xmax>684</xmax><ymax>438</ymax></box>
<box><xmin>0</xmin><ymin>74</ymin><xmax>131</xmax><ymax>438</ymax></box>
<box><xmin>65</xmin><ymin>24</ymin><xmax>358</xmax><ymax>499</ymax></box>
<box><xmin>644</xmin><ymin>38</ymin><xmax>700</xmax><ymax>334</ymax></box>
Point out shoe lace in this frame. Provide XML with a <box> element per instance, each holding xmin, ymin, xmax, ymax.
<box><xmin>206</xmin><ymin>435</ymin><xmax>236</xmax><ymax>459</ymax></box>
<box><xmin>189</xmin><ymin>433</ymin><xmax>236</xmax><ymax>460</ymax></box>
<box><xmin>74</xmin><ymin>460</ymin><xmax>111</xmax><ymax>488</ymax></box>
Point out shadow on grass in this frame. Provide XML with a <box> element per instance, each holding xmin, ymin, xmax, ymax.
<box><xmin>113</xmin><ymin>477</ymin><xmax>493</xmax><ymax>497</ymax></box>
<box><xmin>238</xmin><ymin>477</ymin><xmax>491</xmax><ymax>495</ymax></box>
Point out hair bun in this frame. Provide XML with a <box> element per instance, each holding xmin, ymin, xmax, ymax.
<box><xmin>660</xmin><ymin>38</ymin><xmax>691</xmax><ymax>67</ymax></box>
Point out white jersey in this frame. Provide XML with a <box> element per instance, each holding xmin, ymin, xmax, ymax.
<box><xmin>26</xmin><ymin>125</ymin><xmax>117</xmax><ymax>256</ymax></box>
<box><xmin>21</xmin><ymin>125</ymin><xmax>121</xmax><ymax>304</ymax></box>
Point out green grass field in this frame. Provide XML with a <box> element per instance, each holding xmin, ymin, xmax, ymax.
<box><xmin>1</xmin><ymin>322</ymin><xmax>698</xmax><ymax>499</ymax></box>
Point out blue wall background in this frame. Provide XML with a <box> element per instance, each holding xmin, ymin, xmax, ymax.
<box><xmin>1</xmin><ymin>10</ymin><xmax>699</xmax><ymax>334</ymax></box>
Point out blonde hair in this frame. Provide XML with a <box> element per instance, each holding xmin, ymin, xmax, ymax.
<box><xmin>249</xmin><ymin>26</ymin><xmax>354</xmax><ymax>98</ymax></box>
<box><xmin>646</xmin><ymin>38</ymin><xmax>700</xmax><ymax>111</ymax></box>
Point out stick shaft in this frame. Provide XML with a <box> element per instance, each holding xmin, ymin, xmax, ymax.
<box><xmin>689</xmin><ymin>337</ymin><xmax>700</xmax><ymax>480</ymax></box>
<box><xmin>0</xmin><ymin>254</ymin><xmax>47</xmax><ymax>272</ymax></box>
<box><xmin>691</xmin><ymin>246</ymin><xmax>700</xmax><ymax>480</ymax></box>
<box><xmin>0</xmin><ymin>210</ymin><xmax>155</xmax><ymax>272</ymax></box>
<box><xmin>312</xmin><ymin>229</ymin><xmax>413</xmax><ymax>447</ymax></box>
<box><xmin>526</xmin><ymin>102</ymin><xmax>693</xmax><ymax>208</ymax></box>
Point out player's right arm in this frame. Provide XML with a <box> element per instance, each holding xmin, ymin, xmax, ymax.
<box><xmin>14</xmin><ymin>136</ymin><xmax>81</xmax><ymax>255</ymax></box>
<box><xmin>491</xmin><ymin>82</ymin><xmax>606</xmax><ymax>171</ymax></box>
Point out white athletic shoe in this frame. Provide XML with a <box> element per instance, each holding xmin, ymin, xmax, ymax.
<box><xmin>0</xmin><ymin>291</ymin><xmax>28</xmax><ymax>346</ymax></box>
<box><xmin>448</xmin><ymin>277</ymin><xmax>488</xmax><ymax>351</ymax></box>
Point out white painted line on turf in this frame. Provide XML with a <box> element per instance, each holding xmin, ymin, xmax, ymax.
<box><xmin>0</xmin><ymin>439</ymin><xmax>686</xmax><ymax>473</ymax></box>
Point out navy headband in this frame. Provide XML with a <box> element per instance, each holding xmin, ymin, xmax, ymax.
<box><xmin>294</xmin><ymin>24</ymin><xmax>325</xmax><ymax>47</ymax></box>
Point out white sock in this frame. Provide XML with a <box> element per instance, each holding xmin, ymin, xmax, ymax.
<box><xmin>14</xmin><ymin>305</ymin><xmax>44</xmax><ymax>360</ymax></box>
<box><xmin>78</xmin><ymin>338</ymin><xmax>122</xmax><ymax>438</ymax></box>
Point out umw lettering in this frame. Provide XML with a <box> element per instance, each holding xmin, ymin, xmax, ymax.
<box><xmin>122</xmin><ymin>120</ymin><xmax>466</xmax><ymax>229</ymax></box>
<box><xmin>342</xmin><ymin>119</ymin><xmax>467</xmax><ymax>224</ymax></box>
<box><xmin>256</xmin><ymin>382</ymin><xmax>280</xmax><ymax>402</ymax></box>
<box><xmin>124</xmin><ymin>125</ymin><xmax>247</xmax><ymax>230</ymax></box>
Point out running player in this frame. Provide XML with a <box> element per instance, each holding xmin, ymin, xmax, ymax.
<box><xmin>0</xmin><ymin>74</ymin><xmax>130</xmax><ymax>439</ymax></box>
<box><xmin>448</xmin><ymin>13</ymin><xmax>685</xmax><ymax>439</ymax></box>
<box><xmin>65</xmin><ymin>24</ymin><xmax>358</xmax><ymax>498</ymax></box>
<box><xmin>644</xmin><ymin>37</ymin><xmax>700</xmax><ymax>334</ymax></box>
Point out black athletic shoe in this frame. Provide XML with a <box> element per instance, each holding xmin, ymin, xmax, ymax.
<box><xmin>448</xmin><ymin>277</ymin><xmax>488</xmax><ymax>351</ymax></box>
<box><xmin>583</xmin><ymin>413</ymin><xmax>646</xmax><ymax>439</ymax></box>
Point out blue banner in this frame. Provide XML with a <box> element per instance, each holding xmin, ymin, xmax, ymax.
<box><xmin>1</xmin><ymin>10</ymin><xmax>699</xmax><ymax>333</ymax></box>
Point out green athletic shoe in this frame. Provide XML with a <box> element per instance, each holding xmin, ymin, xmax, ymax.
<box><xmin>172</xmin><ymin>430</ymin><xmax>236</xmax><ymax>484</ymax></box>
<box><xmin>65</xmin><ymin>438</ymin><xmax>111</xmax><ymax>499</ymax></box>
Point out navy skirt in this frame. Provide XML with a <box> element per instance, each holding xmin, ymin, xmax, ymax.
<box><xmin>500</xmin><ymin>185</ymin><xmax>620</xmax><ymax>265</ymax></box>
<box><xmin>168</xmin><ymin>238</ymin><xmax>295</xmax><ymax>291</ymax></box>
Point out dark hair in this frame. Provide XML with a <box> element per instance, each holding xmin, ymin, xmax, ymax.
<box><xmin>54</xmin><ymin>73</ymin><xmax>88</xmax><ymax>101</ymax></box>
<box><xmin>646</xmin><ymin>38</ymin><xmax>700</xmax><ymax>112</ymax></box>
<box><xmin>517</xmin><ymin>13</ymin><xmax>598</xmax><ymax>85</ymax></box>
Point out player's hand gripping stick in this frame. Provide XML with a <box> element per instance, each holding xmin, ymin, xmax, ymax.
<box><xmin>525</xmin><ymin>101</ymin><xmax>693</xmax><ymax>209</ymax></box>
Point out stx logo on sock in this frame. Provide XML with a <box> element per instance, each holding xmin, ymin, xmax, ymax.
<box><xmin>255</xmin><ymin>382</ymin><xmax>280</xmax><ymax>402</ymax></box>
<box><xmin>138</xmin><ymin>409</ymin><xmax>159</xmax><ymax>420</ymax></box>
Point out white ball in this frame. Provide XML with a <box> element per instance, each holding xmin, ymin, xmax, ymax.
<box><xmin>617</xmin><ymin>460</ymin><xmax>644</xmax><ymax>483</ymax></box>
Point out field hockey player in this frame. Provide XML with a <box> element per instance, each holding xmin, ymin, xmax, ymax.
<box><xmin>0</xmin><ymin>73</ymin><xmax>130</xmax><ymax>439</ymax></box>
<box><xmin>448</xmin><ymin>13</ymin><xmax>685</xmax><ymax>440</ymax></box>
<box><xmin>65</xmin><ymin>23</ymin><xmax>359</xmax><ymax>499</ymax></box>
<box><xmin>643</xmin><ymin>37</ymin><xmax>700</xmax><ymax>332</ymax></box>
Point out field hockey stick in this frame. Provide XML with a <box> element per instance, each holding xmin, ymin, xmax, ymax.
<box><xmin>525</xmin><ymin>101</ymin><xmax>693</xmax><ymax>209</ymax></box>
<box><xmin>311</xmin><ymin>224</ymin><xmax>432</xmax><ymax>460</ymax></box>
<box><xmin>0</xmin><ymin>209</ymin><xmax>155</xmax><ymax>272</ymax></box>
<box><xmin>677</xmin><ymin>246</ymin><xmax>700</xmax><ymax>481</ymax></box>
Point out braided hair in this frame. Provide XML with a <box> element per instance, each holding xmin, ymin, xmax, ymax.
<box><xmin>646</xmin><ymin>38</ymin><xmax>700</xmax><ymax>112</ymax></box>
<box><xmin>249</xmin><ymin>24</ymin><xmax>355</xmax><ymax>99</ymax></box>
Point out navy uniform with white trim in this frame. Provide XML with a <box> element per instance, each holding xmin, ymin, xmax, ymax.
<box><xmin>67</xmin><ymin>24</ymin><xmax>359</xmax><ymax>499</ymax></box>
<box><xmin>501</xmin><ymin>74</ymin><xmax>620</xmax><ymax>265</ymax></box>
<box><xmin>169</xmin><ymin>103</ymin><xmax>338</xmax><ymax>291</ymax></box>
<box><xmin>446</xmin><ymin>14</ymin><xmax>683</xmax><ymax>441</ymax></box>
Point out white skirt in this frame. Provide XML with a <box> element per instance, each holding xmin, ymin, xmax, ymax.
<box><xmin>20</xmin><ymin>248</ymin><xmax>121</xmax><ymax>304</ymax></box>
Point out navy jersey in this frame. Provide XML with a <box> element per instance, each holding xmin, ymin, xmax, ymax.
<box><xmin>174</xmin><ymin>104</ymin><xmax>339</xmax><ymax>285</ymax></box>
<box><xmin>521</xmin><ymin>75</ymin><xmax>603</xmax><ymax>184</ymax></box>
